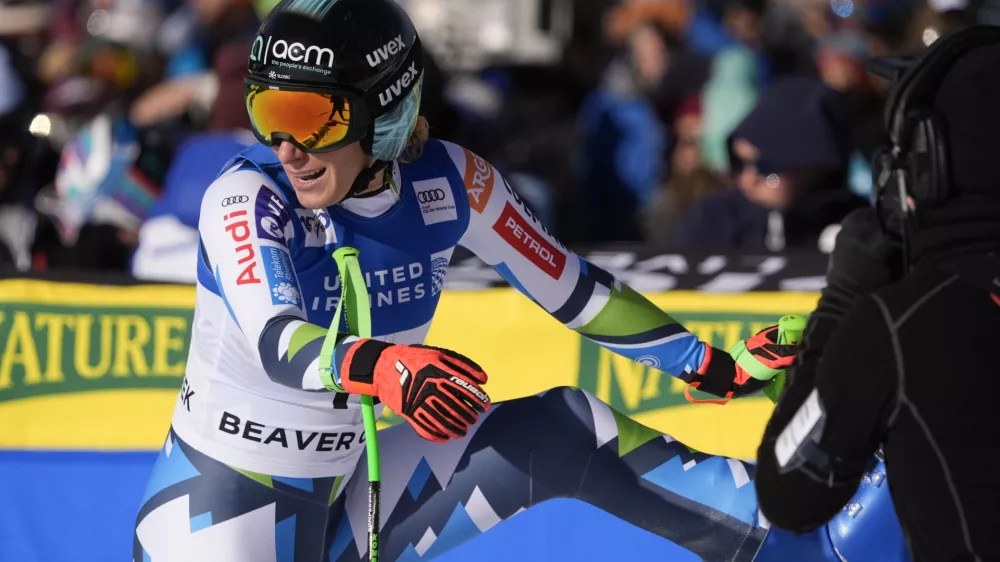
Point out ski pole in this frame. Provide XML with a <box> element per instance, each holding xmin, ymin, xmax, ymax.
<box><xmin>762</xmin><ymin>314</ymin><xmax>808</xmax><ymax>403</ymax></box>
<box><xmin>320</xmin><ymin>247</ymin><xmax>381</xmax><ymax>561</ymax></box>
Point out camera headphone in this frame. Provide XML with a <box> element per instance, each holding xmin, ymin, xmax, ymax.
<box><xmin>871</xmin><ymin>26</ymin><xmax>1000</xmax><ymax>231</ymax></box>
<box><xmin>868</xmin><ymin>25</ymin><xmax>1000</xmax><ymax>272</ymax></box>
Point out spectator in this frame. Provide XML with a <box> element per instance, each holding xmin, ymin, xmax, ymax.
<box><xmin>699</xmin><ymin>46</ymin><xmax>759</xmax><ymax>173</ymax></box>
<box><xmin>207</xmin><ymin>40</ymin><xmax>254</xmax><ymax>132</ymax></box>
<box><xmin>576</xmin><ymin>23</ymin><xmax>669</xmax><ymax>243</ymax></box>
<box><xmin>40</xmin><ymin>0</ymin><xmax>166</xmax><ymax>109</ymax></box>
<box><xmin>816</xmin><ymin>32</ymin><xmax>885</xmax><ymax>200</ymax></box>
<box><xmin>130</xmin><ymin>130</ymin><xmax>253</xmax><ymax>282</ymax></box>
<box><xmin>129</xmin><ymin>0</ymin><xmax>258</xmax><ymax>130</ymax></box>
<box><xmin>759</xmin><ymin>0</ymin><xmax>821</xmax><ymax>79</ymax></box>
<box><xmin>687</xmin><ymin>0</ymin><xmax>767</xmax><ymax>57</ymax></box>
<box><xmin>642</xmin><ymin>95</ymin><xmax>725</xmax><ymax>248</ymax></box>
<box><xmin>816</xmin><ymin>32</ymin><xmax>882</xmax><ymax>157</ymax></box>
<box><xmin>862</xmin><ymin>0</ymin><xmax>924</xmax><ymax>57</ymax></box>
<box><xmin>0</xmin><ymin>26</ymin><xmax>53</xmax><ymax>270</ymax></box>
<box><xmin>605</xmin><ymin>0</ymin><xmax>708</xmax><ymax>123</ymax></box>
<box><xmin>33</xmin><ymin>115</ymin><xmax>163</xmax><ymax>272</ymax></box>
<box><xmin>131</xmin><ymin>25</ymin><xmax>257</xmax><ymax>282</ymax></box>
<box><xmin>675</xmin><ymin>76</ymin><xmax>868</xmax><ymax>251</ymax></box>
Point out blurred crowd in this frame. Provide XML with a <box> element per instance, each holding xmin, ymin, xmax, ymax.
<box><xmin>0</xmin><ymin>0</ymin><xmax>993</xmax><ymax>280</ymax></box>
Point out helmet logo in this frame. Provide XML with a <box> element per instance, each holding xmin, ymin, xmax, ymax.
<box><xmin>250</xmin><ymin>36</ymin><xmax>267</xmax><ymax>62</ymax></box>
<box><xmin>379</xmin><ymin>62</ymin><xmax>420</xmax><ymax>107</ymax></box>
<box><xmin>250</xmin><ymin>35</ymin><xmax>336</xmax><ymax>72</ymax></box>
<box><xmin>367</xmin><ymin>35</ymin><xmax>406</xmax><ymax>68</ymax></box>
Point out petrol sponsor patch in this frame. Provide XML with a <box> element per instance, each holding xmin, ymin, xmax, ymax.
<box><xmin>493</xmin><ymin>202</ymin><xmax>566</xmax><ymax>279</ymax></box>
<box><xmin>412</xmin><ymin>178</ymin><xmax>457</xmax><ymax>225</ymax></box>
<box><xmin>254</xmin><ymin>186</ymin><xmax>292</xmax><ymax>245</ymax></box>
<box><xmin>295</xmin><ymin>209</ymin><xmax>336</xmax><ymax>248</ymax></box>
<box><xmin>502</xmin><ymin>177</ymin><xmax>564</xmax><ymax>249</ymax></box>
<box><xmin>260</xmin><ymin>246</ymin><xmax>301</xmax><ymax>308</ymax></box>
<box><xmin>462</xmin><ymin>149</ymin><xmax>494</xmax><ymax>213</ymax></box>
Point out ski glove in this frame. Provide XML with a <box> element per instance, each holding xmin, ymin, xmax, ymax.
<box><xmin>335</xmin><ymin>338</ymin><xmax>491</xmax><ymax>443</ymax></box>
<box><xmin>686</xmin><ymin>325</ymin><xmax>798</xmax><ymax>404</ymax></box>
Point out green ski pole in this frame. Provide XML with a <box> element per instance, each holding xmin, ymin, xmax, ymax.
<box><xmin>319</xmin><ymin>247</ymin><xmax>381</xmax><ymax>561</ymax></box>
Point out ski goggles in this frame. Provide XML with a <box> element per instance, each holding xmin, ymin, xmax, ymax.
<box><xmin>244</xmin><ymin>79</ymin><xmax>372</xmax><ymax>153</ymax></box>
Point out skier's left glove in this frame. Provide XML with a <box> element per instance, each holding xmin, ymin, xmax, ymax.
<box><xmin>685</xmin><ymin>325</ymin><xmax>798</xmax><ymax>404</ymax></box>
<box><xmin>333</xmin><ymin>338</ymin><xmax>492</xmax><ymax>443</ymax></box>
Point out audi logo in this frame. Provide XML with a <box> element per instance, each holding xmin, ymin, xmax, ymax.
<box><xmin>222</xmin><ymin>195</ymin><xmax>249</xmax><ymax>207</ymax></box>
<box><xmin>418</xmin><ymin>189</ymin><xmax>446</xmax><ymax>203</ymax></box>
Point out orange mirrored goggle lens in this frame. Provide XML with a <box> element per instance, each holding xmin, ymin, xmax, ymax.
<box><xmin>246</xmin><ymin>86</ymin><xmax>352</xmax><ymax>150</ymax></box>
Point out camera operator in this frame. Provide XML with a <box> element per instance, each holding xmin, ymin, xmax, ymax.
<box><xmin>755</xmin><ymin>26</ymin><xmax>1000</xmax><ymax>561</ymax></box>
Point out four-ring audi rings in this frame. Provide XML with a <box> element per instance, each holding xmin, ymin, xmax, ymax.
<box><xmin>418</xmin><ymin>189</ymin><xmax>446</xmax><ymax>203</ymax></box>
<box><xmin>221</xmin><ymin>195</ymin><xmax>250</xmax><ymax>207</ymax></box>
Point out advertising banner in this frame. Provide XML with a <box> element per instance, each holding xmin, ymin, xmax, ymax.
<box><xmin>0</xmin><ymin>278</ymin><xmax>818</xmax><ymax>458</ymax></box>
<box><xmin>0</xmin><ymin>276</ymin><xmax>820</xmax><ymax>562</ymax></box>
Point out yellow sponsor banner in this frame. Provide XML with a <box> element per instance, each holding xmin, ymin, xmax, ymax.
<box><xmin>427</xmin><ymin>289</ymin><xmax>819</xmax><ymax>459</ymax></box>
<box><xmin>0</xmin><ymin>279</ymin><xmax>819</xmax><ymax>459</ymax></box>
<box><xmin>0</xmin><ymin>280</ymin><xmax>195</xmax><ymax>450</ymax></box>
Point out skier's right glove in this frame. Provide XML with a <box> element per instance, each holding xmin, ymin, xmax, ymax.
<box><xmin>333</xmin><ymin>338</ymin><xmax>492</xmax><ymax>443</ymax></box>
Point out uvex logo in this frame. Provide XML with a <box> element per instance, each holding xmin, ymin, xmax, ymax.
<box><xmin>379</xmin><ymin>62</ymin><xmax>419</xmax><ymax>107</ymax></box>
<box><xmin>367</xmin><ymin>35</ymin><xmax>405</xmax><ymax>68</ymax></box>
<box><xmin>250</xmin><ymin>35</ymin><xmax>335</xmax><ymax>68</ymax></box>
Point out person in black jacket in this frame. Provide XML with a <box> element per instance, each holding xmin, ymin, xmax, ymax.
<box><xmin>674</xmin><ymin>75</ymin><xmax>868</xmax><ymax>251</ymax></box>
<box><xmin>755</xmin><ymin>26</ymin><xmax>1000</xmax><ymax>562</ymax></box>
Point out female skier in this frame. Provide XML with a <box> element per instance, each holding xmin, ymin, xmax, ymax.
<box><xmin>132</xmin><ymin>1</ymin><xmax>824</xmax><ymax>561</ymax></box>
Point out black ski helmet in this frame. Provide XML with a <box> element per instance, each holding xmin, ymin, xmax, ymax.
<box><xmin>247</xmin><ymin>0</ymin><xmax>425</xmax><ymax>163</ymax></box>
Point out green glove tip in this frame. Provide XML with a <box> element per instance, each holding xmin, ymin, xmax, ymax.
<box><xmin>761</xmin><ymin>315</ymin><xmax>807</xmax><ymax>402</ymax></box>
<box><xmin>777</xmin><ymin>314</ymin><xmax>808</xmax><ymax>345</ymax></box>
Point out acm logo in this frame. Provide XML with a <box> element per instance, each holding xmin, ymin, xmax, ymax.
<box><xmin>250</xmin><ymin>35</ymin><xmax>335</xmax><ymax>68</ymax></box>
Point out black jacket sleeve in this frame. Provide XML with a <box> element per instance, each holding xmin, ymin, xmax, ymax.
<box><xmin>756</xmin><ymin>294</ymin><xmax>898</xmax><ymax>533</ymax></box>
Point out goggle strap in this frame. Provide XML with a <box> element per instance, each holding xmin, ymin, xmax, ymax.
<box><xmin>345</xmin><ymin>160</ymin><xmax>390</xmax><ymax>201</ymax></box>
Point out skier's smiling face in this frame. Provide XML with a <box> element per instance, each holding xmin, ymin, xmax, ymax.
<box><xmin>273</xmin><ymin>140</ymin><xmax>371</xmax><ymax>209</ymax></box>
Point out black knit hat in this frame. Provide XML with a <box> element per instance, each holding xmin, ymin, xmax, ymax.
<box><xmin>933</xmin><ymin>43</ymin><xmax>1000</xmax><ymax>199</ymax></box>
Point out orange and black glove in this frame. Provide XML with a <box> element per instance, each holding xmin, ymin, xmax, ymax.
<box><xmin>685</xmin><ymin>325</ymin><xmax>798</xmax><ymax>404</ymax></box>
<box><xmin>334</xmin><ymin>339</ymin><xmax>491</xmax><ymax>442</ymax></box>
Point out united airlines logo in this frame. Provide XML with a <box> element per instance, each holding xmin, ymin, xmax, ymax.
<box><xmin>312</xmin><ymin>262</ymin><xmax>428</xmax><ymax>312</ymax></box>
<box><xmin>429</xmin><ymin>250</ymin><xmax>452</xmax><ymax>296</ymax></box>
